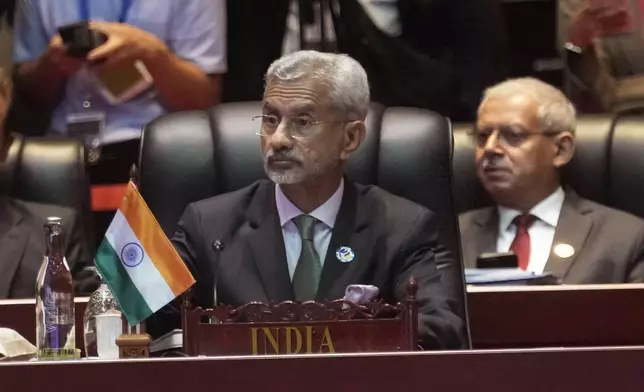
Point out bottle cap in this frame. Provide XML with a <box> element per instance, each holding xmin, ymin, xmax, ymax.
<box><xmin>44</xmin><ymin>216</ymin><xmax>63</xmax><ymax>235</ymax></box>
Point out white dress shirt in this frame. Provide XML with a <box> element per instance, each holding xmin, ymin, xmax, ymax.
<box><xmin>496</xmin><ymin>187</ymin><xmax>565</xmax><ymax>273</ymax></box>
<box><xmin>275</xmin><ymin>180</ymin><xmax>345</xmax><ymax>280</ymax></box>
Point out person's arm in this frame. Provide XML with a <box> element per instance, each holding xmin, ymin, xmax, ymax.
<box><xmin>137</xmin><ymin>50</ymin><xmax>222</xmax><ymax>111</ymax></box>
<box><xmin>86</xmin><ymin>23</ymin><xmax>220</xmax><ymax>111</ymax></box>
<box><xmin>12</xmin><ymin>1</ymin><xmax>84</xmax><ymax>109</ymax></box>
<box><xmin>563</xmin><ymin>0</ymin><xmax>634</xmax><ymax>50</ymax></box>
<box><xmin>87</xmin><ymin>0</ymin><xmax>226</xmax><ymax>111</ymax></box>
<box><xmin>392</xmin><ymin>210</ymin><xmax>466</xmax><ymax>350</ymax></box>
<box><xmin>15</xmin><ymin>37</ymin><xmax>85</xmax><ymax>109</ymax></box>
<box><xmin>627</xmin><ymin>226</ymin><xmax>644</xmax><ymax>283</ymax></box>
<box><xmin>560</xmin><ymin>0</ymin><xmax>592</xmax><ymax>49</ymax></box>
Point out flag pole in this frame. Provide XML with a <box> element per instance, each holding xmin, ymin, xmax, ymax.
<box><xmin>128</xmin><ymin>163</ymin><xmax>140</xmax><ymax>335</ymax></box>
<box><xmin>129</xmin><ymin>164</ymin><xmax>139</xmax><ymax>188</ymax></box>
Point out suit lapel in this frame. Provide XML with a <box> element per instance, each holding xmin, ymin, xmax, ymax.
<box><xmin>545</xmin><ymin>191</ymin><xmax>592</xmax><ymax>280</ymax></box>
<box><xmin>246</xmin><ymin>183</ymin><xmax>295</xmax><ymax>302</ymax></box>
<box><xmin>0</xmin><ymin>198</ymin><xmax>29</xmax><ymax>298</ymax></box>
<box><xmin>316</xmin><ymin>182</ymin><xmax>371</xmax><ymax>301</ymax></box>
<box><xmin>464</xmin><ymin>208</ymin><xmax>498</xmax><ymax>267</ymax></box>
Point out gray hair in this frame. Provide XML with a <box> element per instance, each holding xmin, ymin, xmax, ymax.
<box><xmin>480</xmin><ymin>77</ymin><xmax>576</xmax><ymax>134</ymax></box>
<box><xmin>264</xmin><ymin>50</ymin><xmax>370</xmax><ymax>121</ymax></box>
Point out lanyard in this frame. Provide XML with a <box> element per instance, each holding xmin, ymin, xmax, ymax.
<box><xmin>79</xmin><ymin>0</ymin><xmax>133</xmax><ymax>23</ymax></box>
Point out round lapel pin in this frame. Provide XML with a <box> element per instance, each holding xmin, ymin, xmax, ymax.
<box><xmin>336</xmin><ymin>246</ymin><xmax>355</xmax><ymax>263</ymax></box>
<box><xmin>553</xmin><ymin>243</ymin><xmax>575</xmax><ymax>259</ymax></box>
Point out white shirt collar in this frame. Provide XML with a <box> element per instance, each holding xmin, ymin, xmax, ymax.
<box><xmin>498</xmin><ymin>186</ymin><xmax>565</xmax><ymax>231</ymax></box>
<box><xmin>275</xmin><ymin>178</ymin><xmax>345</xmax><ymax>228</ymax></box>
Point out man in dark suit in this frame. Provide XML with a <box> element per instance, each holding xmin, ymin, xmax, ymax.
<box><xmin>0</xmin><ymin>197</ymin><xmax>90</xmax><ymax>298</ymax></box>
<box><xmin>0</xmin><ymin>67</ymin><xmax>93</xmax><ymax>298</ymax></box>
<box><xmin>459</xmin><ymin>77</ymin><xmax>644</xmax><ymax>283</ymax></box>
<box><xmin>169</xmin><ymin>50</ymin><xmax>464</xmax><ymax>349</ymax></box>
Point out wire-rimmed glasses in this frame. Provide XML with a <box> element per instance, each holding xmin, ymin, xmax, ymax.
<box><xmin>467</xmin><ymin>125</ymin><xmax>562</xmax><ymax>148</ymax></box>
<box><xmin>252</xmin><ymin>114</ymin><xmax>350</xmax><ymax>140</ymax></box>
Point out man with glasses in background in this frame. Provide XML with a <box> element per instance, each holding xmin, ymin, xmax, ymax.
<box><xmin>162</xmin><ymin>50</ymin><xmax>464</xmax><ymax>350</ymax></box>
<box><xmin>459</xmin><ymin>77</ymin><xmax>644</xmax><ymax>283</ymax></box>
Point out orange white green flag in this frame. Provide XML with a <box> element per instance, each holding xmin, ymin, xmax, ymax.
<box><xmin>95</xmin><ymin>181</ymin><xmax>195</xmax><ymax>325</ymax></box>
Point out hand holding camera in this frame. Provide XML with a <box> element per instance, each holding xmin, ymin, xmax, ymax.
<box><xmin>86</xmin><ymin>20</ymin><xmax>168</xmax><ymax>71</ymax></box>
<box><xmin>42</xmin><ymin>33</ymin><xmax>88</xmax><ymax>77</ymax></box>
<box><xmin>54</xmin><ymin>20</ymin><xmax>167</xmax><ymax>71</ymax></box>
<box><xmin>52</xmin><ymin>20</ymin><xmax>158</xmax><ymax>104</ymax></box>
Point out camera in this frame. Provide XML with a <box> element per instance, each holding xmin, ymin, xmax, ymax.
<box><xmin>58</xmin><ymin>21</ymin><xmax>107</xmax><ymax>57</ymax></box>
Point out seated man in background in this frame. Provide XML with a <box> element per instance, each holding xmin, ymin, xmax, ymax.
<box><xmin>459</xmin><ymin>77</ymin><xmax>644</xmax><ymax>283</ymax></box>
<box><xmin>165</xmin><ymin>50</ymin><xmax>464</xmax><ymax>349</ymax></box>
<box><xmin>12</xmin><ymin>0</ymin><xmax>226</xmax><ymax>145</ymax></box>
<box><xmin>0</xmin><ymin>68</ymin><xmax>93</xmax><ymax>298</ymax></box>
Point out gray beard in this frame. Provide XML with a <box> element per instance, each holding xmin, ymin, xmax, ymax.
<box><xmin>264</xmin><ymin>166</ymin><xmax>308</xmax><ymax>185</ymax></box>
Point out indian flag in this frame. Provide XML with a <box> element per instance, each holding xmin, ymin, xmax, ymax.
<box><xmin>95</xmin><ymin>181</ymin><xmax>195</xmax><ymax>325</ymax></box>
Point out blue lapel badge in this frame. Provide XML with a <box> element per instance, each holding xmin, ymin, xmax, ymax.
<box><xmin>336</xmin><ymin>246</ymin><xmax>355</xmax><ymax>263</ymax></box>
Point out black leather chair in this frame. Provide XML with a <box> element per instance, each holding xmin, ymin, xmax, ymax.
<box><xmin>0</xmin><ymin>133</ymin><xmax>94</xmax><ymax>249</ymax></box>
<box><xmin>140</xmin><ymin>102</ymin><xmax>471</xmax><ymax>347</ymax></box>
<box><xmin>608</xmin><ymin>114</ymin><xmax>644</xmax><ymax>219</ymax></box>
<box><xmin>452</xmin><ymin>115</ymin><xmax>615</xmax><ymax>214</ymax></box>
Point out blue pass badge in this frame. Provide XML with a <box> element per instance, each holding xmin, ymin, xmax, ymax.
<box><xmin>336</xmin><ymin>246</ymin><xmax>355</xmax><ymax>263</ymax></box>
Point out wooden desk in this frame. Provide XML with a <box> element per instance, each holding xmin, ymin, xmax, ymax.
<box><xmin>467</xmin><ymin>284</ymin><xmax>644</xmax><ymax>348</ymax></box>
<box><xmin>1</xmin><ymin>284</ymin><xmax>643</xmax><ymax>351</ymax></box>
<box><xmin>1</xmin><ymin>347</ymin><xmax>644</xmax><ymax>391</ymax></box>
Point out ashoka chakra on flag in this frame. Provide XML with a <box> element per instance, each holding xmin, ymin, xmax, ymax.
<box><xmin>121</xmin><ymin>242</ymin><xmax>145</xmax><ymax>268</ymax></box>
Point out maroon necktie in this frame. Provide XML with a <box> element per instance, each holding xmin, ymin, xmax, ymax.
<box><xmin>510</xmin><ymin>214</ymin><xmax>536</xmax><ymax>270</ymax></box>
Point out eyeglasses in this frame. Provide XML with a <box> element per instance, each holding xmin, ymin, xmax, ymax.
<box><xmin>468</xmin><ymin>125</ymin><xmax>562</xmax><ymax>148</ymax></box>
<box><xmin>252</xmin><ymin>114</ymin><xmax>350</xmax><ymax>139</ymax></box>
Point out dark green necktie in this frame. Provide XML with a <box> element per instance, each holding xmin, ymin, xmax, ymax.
<box><xmin>292</xmin><ymin>214</ymin><xmax>322</xmax><ymax>301</ymax></box>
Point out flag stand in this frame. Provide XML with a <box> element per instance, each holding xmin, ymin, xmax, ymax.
<box><xmin>116</xmin><ymin>322</ymin><xmax>151</xmax><ymax>358</ymax></box>
<box><xmin>114</xmin><ymin>165</ymin><xmax>151</xmax><ymax>358</ymax></box>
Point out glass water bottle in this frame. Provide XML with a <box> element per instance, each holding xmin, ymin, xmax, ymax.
<box><xmin>35</xmin><ymin>217</ymin><xmax>76</xmax><ymax>359</ymax></box>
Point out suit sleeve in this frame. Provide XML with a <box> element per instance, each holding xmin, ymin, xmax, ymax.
<box><xmin>64</xmin><ymin>209</ymin><xmax>91</xmax><ymax>271</ymax></box>
<box><xmin>171</xmin><ymin>203</ymin><xmax>211</xmax><ymax>300</ymax></box>
<box><xmin>393</xmin><ymin>210</ymin><xmax>466</xmax><ymax>350</ymax></box>
<box><xmin>627</xmin><ymin>225</ymin><xmax>644</xmax><ymax>283</ymax></box>
<box><xmin>63</xmin><ymin>209</ymin><xmax>100</xmax><ymax>296</ymax></box>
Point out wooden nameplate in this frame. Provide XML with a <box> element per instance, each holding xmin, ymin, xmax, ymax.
<box><xmin>182</xmin><ymin>278</ymin><xmax>419</xmax><ymax>356</ymax></box>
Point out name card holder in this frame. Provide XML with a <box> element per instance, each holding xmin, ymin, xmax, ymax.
<box><xmin>181</xmin><ymin>278</ymin><xmax>419</xmax><ymax>356</ymax></box>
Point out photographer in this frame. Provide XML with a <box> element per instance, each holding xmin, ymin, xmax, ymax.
<box><xmin>12</xmin><ymin>0</ymin><xmax>226</xmax><ymax>144</ymax></box>
<box><xmin>12</xmin><ymin>0</ymin><xmax>227</xmax><ymax>248</ymax></box>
